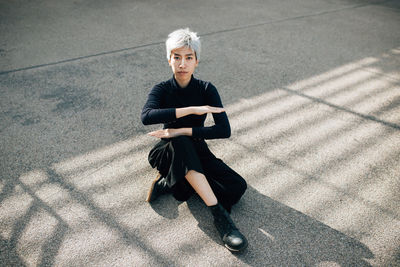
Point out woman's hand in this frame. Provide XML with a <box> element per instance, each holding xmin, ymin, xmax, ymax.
<box><xmin>148</xmin><ymin>128</ymin><xmax>192</xmax><ymax>138</ymax></box>
<box><xmin>191</xmin><ymin>105</ymin><xmax>225</xmax><ymax>115</ymax></box>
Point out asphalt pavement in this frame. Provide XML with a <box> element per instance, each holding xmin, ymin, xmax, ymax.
<box><xmin>1</xmin><ymin>0</ymin><xmax>399</xmax><ymax>266</ymax></box>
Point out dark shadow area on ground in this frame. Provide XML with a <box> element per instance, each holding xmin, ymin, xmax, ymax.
<box><xmin>182</xmin><ymin>186</ymin><xmax>374</xmax><ymax>266</ymax></box>
<box><xmin>148</xmin><ymin>195</ymin><xmax>181</xmax><ymax>220</ymax></box>
<box><xmin>368</xmin><ymin>0</ymin><xmax>400</xmax><ymax>10</ymax></box>
<box><xmin>0</xmin><ymin>236</ymin><xmax>27</xmax><ymax>267</ymax></box>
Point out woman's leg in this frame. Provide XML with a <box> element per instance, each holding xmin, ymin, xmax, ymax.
<box><xmin>185</xmin><ymin>170</ymin><xmax>218</xmax><ymax>206</ymax></box>
<box><xmin>185</xmin><ymin>169</ymin><xmax>247</xmax><ymax>251</ymax></box>
<box><xmin>202</xmin><ymin>158</ymin><xmax>247</xmax><ymax>212</ymax></box>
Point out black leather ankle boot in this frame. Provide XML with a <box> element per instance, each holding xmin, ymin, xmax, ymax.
<box><xmin>146</xmin><ymin>174</ymin><xmax>170</xmax><ymax>202</ymax></box>
<box><xmin>209</xmin><ymin>203</ymin><xmax>248</xmax><ymax>252</ymax></box>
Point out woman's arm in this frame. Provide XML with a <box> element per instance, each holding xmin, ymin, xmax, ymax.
<box><xmin>176</xmin><ymin>106</ymin><xmax>225</xmax><ymax>118</ymax></box>
<box><xmin>148</xmin><ymin>127</ymin><xmax>192</xmax><ymax>138</ymax></box>
<box><xmin>141</xmin><ymin>84</ymin><xmax>225</xmax><ymax>125</ymax></box>
<box><xmin>192</xmin><ymin>83</ymin><xmax>231</xmax><ymax>139</ymax></box>
<box><xmin>148</xmin><ymin>104</ymin><xmax>226</xmax><ymax>138</ymax></box>
<box><xmin>143</xmin><ymin>82</ymin><xmax>229</xmax><ymax>139</ymax></box>
<box><xmin>141</xmin><ymin>85</ymin><xmax>176</xmax><ymax>125</ymax></box>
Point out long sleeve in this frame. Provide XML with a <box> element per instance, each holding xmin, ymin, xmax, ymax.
<box><xmin>141</xmin><ymin>84</ymin><xmax>176</xmax><ymax>125</ymax></box>
<box><xmin>192</xmin><ymin>83</ymin><xmax>231</xmax><ymax>139</ymax></box>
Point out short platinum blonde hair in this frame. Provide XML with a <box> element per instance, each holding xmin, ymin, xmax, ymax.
<box><xmin>166</xmin><ymin>28</ymin><xmax>201</xmax><ymax>61</ymax></box>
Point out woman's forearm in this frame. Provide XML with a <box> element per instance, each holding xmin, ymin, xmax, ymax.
<box><xmin>147</xmin><ymin>127</ymin><xmax>192</xmax><ymax>138</ymax></box>
<box><xmin>176</xmin><ymin>106</ymin><xmax>225</xmax><ymax>119</ymax></box>
<box><xmin>174</xmin><ymin>127</ymin><xmax>193</xmax><ymax>136</ymax></box>
<box><xmin>175</xmin><ymin>107</ymin><xmax>194</xmax><ymax>119</ymax></box>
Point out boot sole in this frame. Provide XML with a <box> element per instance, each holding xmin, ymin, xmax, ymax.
<box><xmin>146</xmin><ymin>173</ymin><xmax>162</xmax><ymax>202</ymax></box>
<box><xmin>225</xmin><ymin>241</ymin><xmax>248</xmax><ymax>253</ymax></box>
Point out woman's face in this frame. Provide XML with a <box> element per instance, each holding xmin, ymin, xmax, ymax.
<box><xmin>168</xmin><ymin>46</ymin><xmax>199</xmax><ymax>83</ymax></box>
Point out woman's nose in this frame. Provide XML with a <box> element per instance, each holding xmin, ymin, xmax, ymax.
<box><xmin>179</xmin><ymin>59</ymin><xmax>186</xmax><ymax>68</ymax></box>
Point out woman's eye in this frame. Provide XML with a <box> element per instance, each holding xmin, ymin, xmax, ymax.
<box><xmin>187</xmin><ymin>57</ymin><xmax>193</xmax><ymax>60</ymax></box>
<box><xmin>174</xmin><ymin>57</ymin><xmax>180</xmax><ymax>60</ymax></box>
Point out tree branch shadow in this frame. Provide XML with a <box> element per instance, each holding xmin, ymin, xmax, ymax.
<box><xmin>0</xmin><ymin>236</ymin><xmax>27</xmax><ymax>267</ymax></box>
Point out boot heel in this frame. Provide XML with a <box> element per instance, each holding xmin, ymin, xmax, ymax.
<box><xmin>146</xmin><ymin>173</ymin><xmax>161</xmax><ymax>202</ymax></box>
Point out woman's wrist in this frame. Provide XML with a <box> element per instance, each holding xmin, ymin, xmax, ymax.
<box><xmin>170</xmin><ymin>128</ymin><xmax>192</xmax><ymax>137</ymax></box>
<box><xmin>176</xmin><ymin>128</ymin><xmax>192</xmax><ymax>136</ymax></box>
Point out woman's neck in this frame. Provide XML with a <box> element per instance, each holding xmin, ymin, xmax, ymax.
<box><xmin>175</xmin><ymin>76</ymin><xmax>191</xmax><ymax>88</ymax></box>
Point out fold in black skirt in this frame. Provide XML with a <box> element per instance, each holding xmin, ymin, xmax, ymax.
<box><xmin>148</xmin><ymin>136</ymin><xmax>247</xmax><ymax>210</ymax></box>
<box><xmin>149</xmin><ymin>136</ymin><xmax>208</xmax><ymax>188</ymax></box>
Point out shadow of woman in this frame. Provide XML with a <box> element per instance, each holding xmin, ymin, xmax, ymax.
<box><xmin>148</xmin><ymin>194</ymin><xmax>181</xmax><ymax>220</ymax></box>
<box><xmin>185</xmin><ymin>185</ymin><xmax>374</xmax><ymax>266</ymax></box>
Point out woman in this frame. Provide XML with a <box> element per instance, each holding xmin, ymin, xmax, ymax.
<box><xmin>141</xmin><ymin>28</ymin><xmax>248</xmax><ymax>252</ymax></box>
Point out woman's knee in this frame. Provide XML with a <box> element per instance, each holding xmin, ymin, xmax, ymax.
<box><xmin>218</xmin><ymin>174</ymin><xmax>247</xmax><ymax>200</ymax></box>
<box><xmin>237</xmin><ymin>177</ymin><xmax>247</xmax><ymax>195</ymax></box>
<box><xmin>232</xmin><ymin>176</ymin><xmax>247</xmax><ymax>197</ymax></box>
<box><xmin>223</xmin><ymin>177</ymin><xmax>247</xmax><ymax>208</ymax></box>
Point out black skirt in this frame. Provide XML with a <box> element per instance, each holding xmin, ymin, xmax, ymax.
<box><xmin>148</xmin><ymin>136</ymin><xmax>247</xmax><ymax>210</ymax></box>
<box><xmin>148</xmin><ymin>136</ymin><xmax>210</xmax><ymax>187</ymax></box>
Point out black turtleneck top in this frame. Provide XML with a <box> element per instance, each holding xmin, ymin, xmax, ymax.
<box><xmin>141</xmin><ymin>76</ymin><xmax>231</xmax><ymax>140</ymax></box>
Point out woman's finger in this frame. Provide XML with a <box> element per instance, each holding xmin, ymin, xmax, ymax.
<box><xmin>148</xmin><ymin>130</ymin><xmax>163</xmax><ymax>137</ymax></box>
<box><xmin>209</xmin><ymin>106</ymin><xmax>225</xmax><ymax>113</ymax></box>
